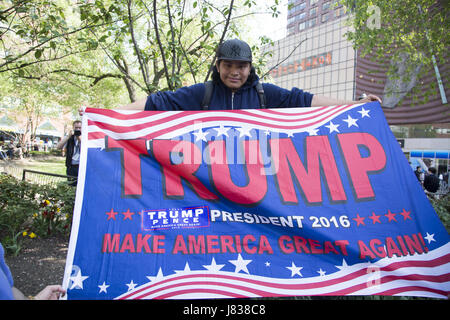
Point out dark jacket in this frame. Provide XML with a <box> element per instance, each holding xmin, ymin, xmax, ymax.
<box><xmin>423</xmin><ymin>174</ymin><xmax>440</xmax><ymax>193</ymax></box>
<box><xmin>65</xmin><ymin>135</ymin><xmax>77</xmax><ymax>168</ymax></box>
<box><xmin>144</xmin><ymin>76</ymin><xmax>314</xmax><ymax>111</ymax></box>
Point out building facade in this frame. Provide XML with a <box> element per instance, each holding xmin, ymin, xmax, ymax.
<box><xmin>265</xmin><ymin>0</ymin><xmax>354</xmax><ymax>101</ymax></box>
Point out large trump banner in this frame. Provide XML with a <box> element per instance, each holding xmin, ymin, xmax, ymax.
<box><xmin>62</xmin><ymin>102</ymin><xmax>450</xmax><ymax>299</ymax></box>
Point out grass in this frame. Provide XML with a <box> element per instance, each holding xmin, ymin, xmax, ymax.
<box><xmin>23</xmin><ymin>157</ymin><xmax>66</xmax><ymax>175</ymax></box>
<box><xmin>1</xmin><ymin>155</ymin><xmax>67</xmax><ymax>182</ymax></box>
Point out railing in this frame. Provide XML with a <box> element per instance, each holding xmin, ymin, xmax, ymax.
<box><xmin>20</xmin><ymin>169</ymin><xmax>75</xmax><ymax>186</ymax></box>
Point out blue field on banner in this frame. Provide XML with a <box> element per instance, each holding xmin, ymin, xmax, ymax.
<box><xmin>62</xmin><ymin>102</ymin><xmax>450</xmax><ymax>299</ymax></box>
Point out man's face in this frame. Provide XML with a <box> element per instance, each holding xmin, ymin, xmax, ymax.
<box><xmin>73</xmin><ymin>122</ymin><xmax>82</xmax><ymax>136</ymax></box>
<box><xmin>216</xmin><ymin>60</ymin><xmax>251</xmax><ymax>91</ymax></box>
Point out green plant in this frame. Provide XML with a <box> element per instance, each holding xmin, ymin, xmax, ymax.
<box><xmin>430</xmin><ymin>194</ymin><xmax>450</xmax><ymax>232</ymax></box>
<box><xmin>0</xmin><ymin>174</ymin><xmax>75</xmax><ymax>255</ymax></box>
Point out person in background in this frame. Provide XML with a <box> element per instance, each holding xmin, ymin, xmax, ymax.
<box><xmin>423</xmin><ymin>167</ymin><xmax>440</xmax><ymax>193</ymax></box>
<box><xmin>56</xmin><ymin>120</ymin><xmax>82</xmax><ymax>186</ymax></box>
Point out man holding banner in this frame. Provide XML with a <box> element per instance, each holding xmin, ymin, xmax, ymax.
<box><xmin>120</xmin><ymin>39</ymin><xmax>381</xmax><ymax>112</ymax></box>
<box><xmin>65</xmin><ymin>39</ymin><xmax>449</xmax><ymax>300</ymax></box>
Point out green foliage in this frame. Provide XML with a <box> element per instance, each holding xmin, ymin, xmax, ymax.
<box><xmin>1</xmin><ymin>0</ymin><xmax>283</xmax><ymax>111</ymax></box>
<box><xmin>0</xmin><ymin>174</ymin><xmax>75</xmax><ymax>255</ymax></box>
<box><xmin>430</xmin><ymin>195</ymin><xmax>450</xmax><ymax>233</ymax></box>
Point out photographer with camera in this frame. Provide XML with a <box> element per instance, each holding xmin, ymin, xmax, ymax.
<box><xmin>57</xmin><ymin>120</ymin><xmax>82</xmax><ymax>186</ymax></box>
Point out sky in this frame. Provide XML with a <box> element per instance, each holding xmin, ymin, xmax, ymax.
<box><xmin>246</xmin><ymin>0</ymin><xmax>288</xmax><ymax>42</ymax></box>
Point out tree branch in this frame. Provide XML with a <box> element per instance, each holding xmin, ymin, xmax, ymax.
<box><xmin>151</xmin><ymin>0</ymin><xmax>173</xmax><ymax>90</ymax></box>
<box><xmin>127</xmin><ymin>0</ymin><xmax>150</xmax><ymax>92</ymax></box>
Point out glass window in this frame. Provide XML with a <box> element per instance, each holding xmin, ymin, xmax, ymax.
<box><xmin>297</xmin><ymin>12</ymin><xmax>306</xmax><ymax>21</ymax></box>
<box><xmin>322</xmin><ymin>1</ymin><xmax>331</xmax><ymax>11</ymax></box>
<box><xmin>310</xmin><ymin>0</ymin><xmax>319</xmax><ymax>5</ymax></box>
<box><xmin>321</xmin><ymin>13</ymin><xmax>330</xmax><ymax>23</ymax></box>
<box><xmin>310</xmin><ymin>7</ymin><xmax>317</xmax><ymax>16</ymax></box>
<box><xmin>299</xmin><ymin>21</ymin><xmax>307</xmax><ymax>31</ymax></box>
<box><xmin>309</xmin><ymin>17</ymin><xmax>317</xmax><ymax>27</ymax></box>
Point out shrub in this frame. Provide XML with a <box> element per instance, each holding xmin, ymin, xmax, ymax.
<box><xmin>0</xmin><ymin>174</ymin><xmax>75</xmax><ymax>255</ymax></box>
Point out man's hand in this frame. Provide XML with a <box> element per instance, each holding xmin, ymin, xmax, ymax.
<box><xmin>34</xmin><ymin>285</ymin><xmax>66</xmax><ymax>300</ymax></box>
<box><xmin>359</xmin><ymin>94</ymin><xmax>382</xmax><ymax>104</ymax></box>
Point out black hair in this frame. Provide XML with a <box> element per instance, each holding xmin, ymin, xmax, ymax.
<box><xmin>211</xmin><ymin>61</ymin><xmax>258</xmax><ymax>87</ymax></box>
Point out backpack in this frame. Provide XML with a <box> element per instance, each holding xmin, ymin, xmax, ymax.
<box><xmin>201</xmin><ymin>80</ymin><xmax>266</xmax><ymax>110</ymax></box>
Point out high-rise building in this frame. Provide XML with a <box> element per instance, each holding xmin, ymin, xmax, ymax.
<box><xmin>264</xmin><ymin>0</ymin><xmax>354</xmax><ymax>101</ymax></box>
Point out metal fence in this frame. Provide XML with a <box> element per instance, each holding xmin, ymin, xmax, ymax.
<box><xmin>2</xmin><ymin>165</ymin><xmax>74</xmax><ymax>186</ymax></box>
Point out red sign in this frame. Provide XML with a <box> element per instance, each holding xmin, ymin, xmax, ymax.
<box><xmin>271</xmin><ymin>52</ymin><xmax>332</xmax><ymax>78</ymax></box>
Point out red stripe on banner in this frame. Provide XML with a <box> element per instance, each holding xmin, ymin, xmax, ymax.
<box><xmin>118</xmin><ymin>254</ymin><xmax>450</xmax><ymax>299</ymax></box>
<box><xmin>88</xmin><ymin>131</ymin><xmax>106</xmax><ymax>140</ymax></box>
<box><xmin>155</xmin><ymin>288</ymin><xmax>247</xmax><ymax>299</ymax></box>
<box><xmin>326</xmin><ymin>273</ymin><xmax>450</xmax><ymax>296</ymax></box>
<box><xmin>134</xmin><ymin>280</ymin><xmax>281</xmax><ymax>299</ymax></box>
<box><xmin>234</xmin><ymin>105</ymin><xmax>346</xmax><ymax>122</ymax></box>
<box><xmin>87</xmin><ymin>104</ymin><xmax>351</xmax><ymax>132</ymax></box>
<box><xmin>259</xmin><ymin>105</ymin><xmax>344</xmax><ymax>116</ymax></box>
<box><xmin>374</xmin><ymin>285</ymin><xmax>449</xmax><ymax>297</ymax></box>
<box><xmin>85</xmin><ymin>107</ymin><xmax>167</xmax><ymax>120</ymax></box>
<box><xmin>87</xmin><ymin>104</ymin><xmax>354</xmax><ymax>140</ymax></box>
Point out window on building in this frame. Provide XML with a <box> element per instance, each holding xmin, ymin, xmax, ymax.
<box><xmin>310</xmin><ymin>0</ymin><xmax>319</xmax><ymax>6</ymax></box>
<box><xmin>322</xmin><ymin>1</ymin><xmax>331</xmax><ymax>11</ymax></box>
<box><xmin>298</xmin><ymin>21</ymin><xmax>307</xmax><ymax>31</ymax></box>
<box><xmin>321</xmin><ymin>13</ymin><xmax>330</xmax><ymax>23</ymax></box>
<box><xmin>293</xmin><ymin>2</ymin><xmax>306</xmax><ymax>13</ymax></box>
<box><xmin>287</xmin><ymin>25</ymin><xmax>296</xmax><ymax>35</ymax></box>
<box><xmin>309</xmin><ymin>17</ymin><xmax>317</xmax><ymax>27</ymax></box>
<box><xmin>334</xmin><ymin>6</ymin><xmax>346</xmax><ymax>17</ymax></box>
<box><xmin>310</xmin><ymin>7</ymin><xmax>317</xmax><ymax>16</ymax></box>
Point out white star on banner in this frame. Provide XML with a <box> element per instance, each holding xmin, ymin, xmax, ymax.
<box><xmin>286</xmin><ymin>262</ymin><xmax>303</xmax><ymax>277</ymax></box>
<box><xmin>214</xmin><ymin>125</ymin><xmax>230</xmax><ymax>137</ymax></box>
<box><xmin>98</xmin><ymin>281</ymin><xmax>110</xmax><ymax>293</ymax></box>
<box><xmin>174</xmin><ymin>262</ymin><xmax>191</xmax><ymax>274</ymax></box>
<box><xmin>126</xmin><ymin>280</ymin><xmax>137</xmax><ymax>291</ymax></box>
<box><xmin>229</xmin><ymin>254</ymin><xmax>252</xmax><ymax>274</ymax></box>
<box><xmin>265</xmin><ymin>261</ymin><xmax>271</xmax><ymax>267</ymax></box>
<box><xmin>69</xmin><ymin>269</ymin><xmax>89</xmax><ymax>290</ymax></box>
<box><xmin>358</xmin><ymin>107</ymin><xmax>371</xmax><ymax>118</ymax></box>
<box><xmin>335</xmin><ymin>259</ymin><xmax>349</xmax><ymax>271</ymax></box>
<box><xmin>236</xmin><ymin>127</ymin><xmax>253</xmax><ymax>138</ymax></box>
<box><xmin>203</xmin><ymin>257</ymin><xmax>225</xmax><ymax>272</ymax></box>
<box><xmin>193</xmin><ymin>128</ymin><xmax>208</xmax><ymax>142</ymax></box>
<box><xmin>146</xmin><ymin>267</ymin><xmax>164</xmax><ymax>282</ymax></box>
<box><xmin>325</xmin><ymin>121</ymin><xmax>340</xmax><ymax>133</ymax></box>
<box><xmin>317</xmin><ymin>269</ymin><xmax>327</xmax><ymax>276</ymax></box>
<box><xmin>343</xmin><ymin>114</ymin><xmax>359</xmax><ymax>128</ymax></box>
<box><xmin>305</xmin><ymin>127</ymin><xmax>319</xmax><ymax>136</ymax></box>
<box><xmin>424</xmin><ymin>232</ymin><xmax>436</xmax><ymax>243</ymax></box>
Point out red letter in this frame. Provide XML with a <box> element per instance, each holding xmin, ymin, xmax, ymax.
<box><xmin>120</xmin><ymin>234</ymin><xmax>135</xmax><ymax>253</ymax></box>
<box><xmin>278</xmin><ymin>235</ymin><xmax>294</xmax><ymax>254</ymax></box>
<box><xmin>270</xmin><ymin>137</ymin><xmax>346</xmax><ymax>204</ymax></box>
<box><xmin>136</xmin><ymin>234</ymin><xmax>152</xmax><ymax>253</ymax></box>
<box><xmin>358</xmin><ymin>240</ymin><xmax>376</xmax><ymax>259</ymax></box>
<box><xmin>106</xmin><ymin>137</ymin><xmax>148</xmax><ymax>197</ymax></box>
<box><xmin>337</xmin><ymin>133</ymin><xmax>386</xmax><ymax>200</ymax></box>
<box><xmin>208</xmin><ymin>140</ymin><xmax>267</xmax><ymax>205</ymax></box>
<box><xmin>243</xmin><ymin>235</ymin><xmax>257</xmax><ymax>254</ymax></box>
<box><xmin>172</xmin><ymin>235</ymin><xmax>188</xmax><ymax>254</ymax></box>
<box><xmin>151</xmin><ymin>140</ymin><xmax>218</xmax><ymax>200</ymax></box>
<box><xmin>102</xmin><ymin>233</ymin><xmax>120</xmax><ymax>253</ymax></box>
